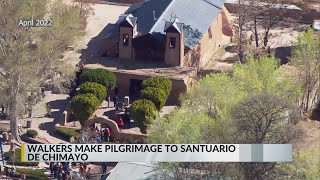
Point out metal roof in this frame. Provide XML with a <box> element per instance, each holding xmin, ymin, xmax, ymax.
<box><xmin>105</xmin><ymin>0</ymin><xmax>226</xmax><ymax>49</ymax></box>
<box><xmin>106</xmin><ymin>162</ymin><xmax>162</xmax><ymax>180</ymax></box>
<box><xmin>129</xmin><ymin>0</ymin><xmax>173</xmax><ymax>34</ymax></box>
<box><xmin>150</xmin><ymin>0</ymin><xmax>225</xmax><ymax>48</ymax></box>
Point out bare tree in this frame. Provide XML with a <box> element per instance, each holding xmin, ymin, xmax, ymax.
<box><xmin>74</xmin><ymin>0</ymin><xmax>95</xmax><ymax>16</ymax></box>
<box><xmin>236</xmin><ymin>0</ymin><xmax>251</xmax><ymax>63</ymax></box>
<box><xmin>231</xmin><ymin>93</ymin><xmax>303</xmax><ymax>180</ymax></box>
<box><xmin>235</xmin><ymin>0</ymin><xmax>289</xmax><ymax>57</ymax></box>
<box><xmin>0</xmin><ymin>0</ymin><xmax>87</xmax><ymax>142</ymax></box>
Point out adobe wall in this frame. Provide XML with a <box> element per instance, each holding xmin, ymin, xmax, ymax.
<box><xmin>224</xmin><ymin>3</ymin><xmax>320</xmax><ymax>23</ymax></box>
<box><xmin>85</xmin><ymin>116</ymin><xmax>147</xmax><ymax>143</ymax></box>
<box><xmin>164</xmin><ymin>32</ymin><xmax>184</xmax><ymax>66</ymax></box>
<box><xmin>105</xmin><ymin>35</ymin><xmax>119</xmax><ymax>57</ymax></box>
<box><xmin>184</xmin><ymin>6</ymin><xmax>228</xmax><ymax>68</ymax></box>
<box><xmin>114</xmin><ymin>72</ymin><xmax>188</xmax><ymax>105</ymax></box>
<box><xmin>119</xmin><ymin>27</ymin><xmax>133</xmax><ymax>59</ymax></box>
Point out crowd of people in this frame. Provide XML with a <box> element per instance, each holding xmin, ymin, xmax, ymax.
<box><xmin>79</xmin><ymin>126</ymin><xmax>111</xmax><ymax>144</ymax></box>
<box><xmin>49</xmin><ymin>162</ymin><xmax>71</xmax><ymax>180</ymax></box>
<box><xmin>49</xmin><ymin>162</ymin><xmax>93</xmax><ymax>180</ymax></box>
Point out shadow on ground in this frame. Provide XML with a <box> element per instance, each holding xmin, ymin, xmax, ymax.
<box><xmin>36</xmin><ymin>98</ymin><xmax>70</xmax><ymax>142</ymax></box>
<box><xmin>80</xmin><ymin>23</ymin><xmax>115</xmax><ymax>64</ymax></box>
<box><xmin>310</xmin><ymin>108</ymin><xmax>320</xmax><ymax>121</ymax></box>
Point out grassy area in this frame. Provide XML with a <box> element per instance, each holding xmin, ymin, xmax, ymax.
<box><xmin>56</xmin><ymin>127</ymin><xmax>81</xmax><ymax>140</ymax></box>
<box><xmin>13</xmin><ymin>168</ymin><xmax>47</xmax><ymax>180</ymax></box>
<box><xmin>4</xmin><ymin>148</ymin><xmax>39</xmax><ymax>166</ymax></box>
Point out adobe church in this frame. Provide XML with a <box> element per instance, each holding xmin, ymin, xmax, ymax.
<box><xmin>84</xmin><ymin>0</ymin><xmax>232</xmax><ymax>104</ymax></box>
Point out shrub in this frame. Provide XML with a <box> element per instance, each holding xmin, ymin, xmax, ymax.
<box><xmin>142</xmin><ymin>77</ymin><xmax>172</xmax><ymax>97</ymax></box>
<box><xmin>4</xmin><ymin>148</ymin><xmax>39</xmax><ymax>166</ymax></box>
<box><xmin>56</xmin><ymin>127</ymin><xmax>81</xmax><ymax>140</ymax></box>
<box><xmin>70</xmin><ymin>94</ymin><xmax>100</xmax><ymax>126</ymax></box>
<box><xmin>141</xmin><ymin>87</ymin><xmax>167</xmax><ymax>111</ymax></box>
<box><xmin>80</xmin><ymin>68</ymin><xmax>116</xmax><ymax>90</ymax></box>
<box><xmin>131</xmin><ymin>99</ymin><xmax>157</xmax><ymax>134</ymax></box>
<box><xmin>14</xmin><ymin>168</ymin><xmax>47</xmax><ymax>180</ymax></box>
<box><xmin>26</xmin><ymin>129</ymin><xmax>38</xmax><ymax>138</ymax></box>
<box><xmin>80</xmin><ymin>82</ymin><xmax>107</xmax><ymax>102</ymax></box>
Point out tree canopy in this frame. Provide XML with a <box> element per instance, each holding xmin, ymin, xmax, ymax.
<box><xmin>80</xmin><ymin>82</ymin><xmax>107</xmax><ymax>103</ymax></box>
<box><xmin>80</xmin><ymin>68</ymin><xmax>116</xmax><ymax>91</ymax></box>
<box><xmin>148</xmin><ymin>56</ymin><xmax>303</xmax><ymax>179</ymax></box>
<box><xmin>131</xmin><ymin>99</ymin><xmax>157</xmax><ymax>134</ymax></box>
<box><xmin>0</xmin><ymin>0</ymin><xmax>88</xmax><ymax>141</ymax></box>
<box><xmin>70</xmin><ymin>94</ymin><xmax>100</xmax><ymax>126</ymax></box>
<box><xmin>142</xmin><ymin>77</ymin><xmax>172</xmax><ymax>97</ymax></box>
<box><xmin>141</xmin><ymin>87</ymin><xmax>167</xmax><ymax>111</ymax></box>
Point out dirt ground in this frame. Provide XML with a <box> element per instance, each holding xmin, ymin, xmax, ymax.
<box><xmin>62</xmin><ymin>2</ymin><xmax>129</xmax><ymax>67</ymax></box>
<box><xmin>203</xmin><ymin>15</ymin><xmax>309</xmax><ymax>73</ymax></box>
<box><xmin>296</xmin><ymin>119</ymin><xmax>320</xmax><ymax>149</ymax></box>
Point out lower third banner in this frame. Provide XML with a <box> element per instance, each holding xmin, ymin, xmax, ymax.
<box><xmin>21</xmin><ymin>144</ymin><xmax>292</xmax><ymax>162</ymax></box>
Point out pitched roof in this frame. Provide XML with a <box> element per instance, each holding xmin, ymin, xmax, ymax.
<box><xmin>119</xmin><ymin>14</ymin><xmax>138</xmax><ymax>27</ymax></box>
<box><xmin>106</xmin><ymin>0</ymin><xmax>226</xmax><ymax>49</ymax></box>
<box><xmin>127</xmin><ymin>0</ymin><xmax>173</xmax><ymax>34</ymax></box>
<box><xmin>164</xmin><ymin>18</ymin><xmax>184</xmax><ymax>33</ymax></box>
<box><xmin>150</xmin><ymin>0</ymin><xmax>225</xmax><ymax>48</ymax></box>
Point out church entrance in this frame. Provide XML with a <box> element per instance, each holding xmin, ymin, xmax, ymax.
<box><xmin>129</xmin><ymin>79</ymin><xmax>143</xmax><ymax>102</ymax></box>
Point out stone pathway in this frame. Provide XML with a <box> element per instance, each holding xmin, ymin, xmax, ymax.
<box><xmin>27</xmin><ymin>91</ymin><xmax>69</xmax><ymax>144</ymax></box>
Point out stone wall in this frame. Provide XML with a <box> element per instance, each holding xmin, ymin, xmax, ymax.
<box><xmin>86</xmin><ymin>116</ymin><xmax>147</xmax><ymax>143</ymax></box>
<box><xmin>224</xmin><ymin>3</ymin><xmax>320</xmax><ymax>23</ymax></box>
<box><xmin>114</xmin><ymin>72</ymin><xmax>189</xmax><ymax>105</ymax></box>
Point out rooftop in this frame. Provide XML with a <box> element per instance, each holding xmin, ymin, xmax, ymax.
<box><xmin>105</xmin><ymin>0</ymin><xmax>226</xmax><ymax>49</ymax></box>
<box><xmin>83</xmin><ymin>57</ymin><xmax>197</xmax><ymax>80</ymax></box>
<box><xmin>107</xmin><ymin>162</ymin><xmax>161</xmax><ymax>179</ymax></box>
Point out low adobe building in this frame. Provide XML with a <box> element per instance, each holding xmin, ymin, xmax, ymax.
<box><xmin>84</xmin><ymin>0</ymin><xmax>232</xmax><ymax>105</ymax></box>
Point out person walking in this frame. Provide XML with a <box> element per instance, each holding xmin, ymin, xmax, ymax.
<box><xmin>53</xmin><ymin>163</ymin><xmax>58</xmax><ymax>178</ymax></box>
<box><xmin>1</xmin><ymin>105</ymin><xmax>4</xmax><ymax>114</ymax></box>
<box><xmin>117</xmin><ymin>117</ymin><xmax>124</xmax><ymax>131</ymax></box>
<box><xmin>107</xmin><ymin>95</ymin><xmax>111</xmax><ymax>107</ymax></box>
<box><xmin>86</xmin><ymin>167</ymin><xmax>91</xmax><ymax>179</ymax></box>
<box><xmin>79</xmin><ymin>164</ymin><xmax>84</xmax><ymax>177</ymax></box>
<box><xmin>102</xmin><ymin>162</ymin><xmax>107</xmax><ymax>174</ymax></box>
<box><xmin>49</xmin><ymin>162</ymin><xmax>54</xmax><ymax>176</ymax></box>
<box><xmin>113</xmin><ymin>96</ymin><xmax>118</xmax><ymax>108</ymax></box>
<box><xmin>106</xmin><ymin>128</ymin><xmax>110</xmax><ymax>142</ymax></box>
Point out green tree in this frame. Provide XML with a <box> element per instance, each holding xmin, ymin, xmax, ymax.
<box><xmin>276</xmin><ymin>145</ymin><xmax>320</xmax><ymax>179</ymax></box>
<box><xmin>291</xmin><ymin>29</ymin><xmax>320</xmax><ymax>113</ymax></box>
<box><xmin>80</xmin><ymin>82</ymin><xmax>107</xmax><ymax>103</ymax></box>
<box><xmin>142</xmin><ymin>77</ymin><xmax>172</xmax><ymax>97</ymax></box>
<box><xmin>70</xmin><ymin>94</ymin><xmax>99</xmax><ymax>126</ymax></box>
<box><xmin>141</xmin><ymin>87</ymin><xmax>167</xmax><ymax>111</ymax></box>
<box><xmin>232</xmin><ymin>93</ymin><xmax>302</xmax><ymax>180</ymax></box>
<box><xmin>148</xmin><ymin>56</ymin><xmax>303</xmax><ymax>179</ymax></box>
<box><xmin>80</xmin><ymin>68</ymin><xmax>116</xmax><ymax>91</ymax></box>
<box><xmin>0</xmin><ymin>0</ymin><xmax>87</xmax><ymax>142</ymax></box>
<box><xmin>131</xmin><ymin>99</ymin><xmax>157</xmax><ymax>134</ymax></box>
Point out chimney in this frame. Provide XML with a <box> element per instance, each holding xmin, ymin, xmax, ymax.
<box><xmin>153</xmin><ymin>11</ymin><xmax>157</xmax><ymax>21</ymax></box>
